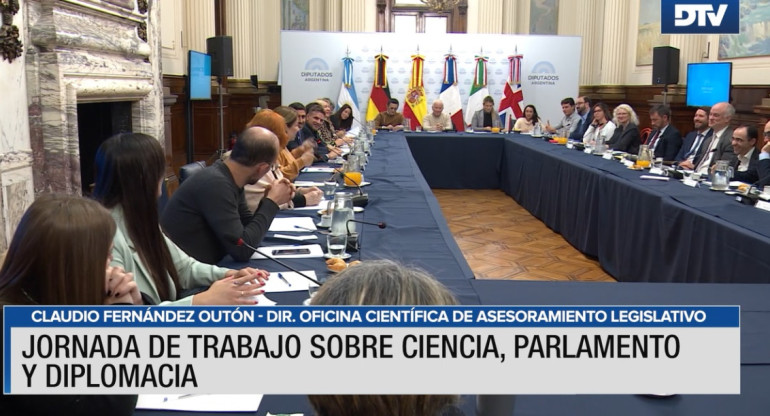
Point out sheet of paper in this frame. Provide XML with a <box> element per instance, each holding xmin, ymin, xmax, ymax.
<box><xmin>293</xmin><ymin>181</ymin><xmax>325</xmax><ymax>187</ymax></box>
<box><xmin>253</xmin><ymin>293</ymin><xmax>277</xmax><ymax>306</ymax></box>
<box><xmin>272</xmin><ymin>233</ymin><xmax>317</xmax><ymax>241</ymax></box>
<box><xmin>302</xmin><ymin>167</ymin><xmax>336</xmax><ymax>173</ymax></box>
<box><xmin>135</xmin><ymin>394</ymin><xmax>263</xmax><ymax>412</ymax></box>
<box><xmin>251</xmin><ymin>244</ymin><xmax>325</xmax><ymax>259</ymax></box>
<box><xmin>268</xmin><ymin>217</ymin><xmax>317</xmax><ymax>232</ymax></box>
<box><xmin>640</xmin><ymin>175</ymin><xmax>669</xmax><ymax>181</ymax></box>
<box><xmin>262</xmin><ymin>270</ymin><xmax>319</xmax><ymax>293</ymax></box>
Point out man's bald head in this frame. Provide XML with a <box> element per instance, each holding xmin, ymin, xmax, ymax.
<box><xmin>230</xmin><ymin>126</ymin><xmax>279</xmax><ymax>167</ymax></box>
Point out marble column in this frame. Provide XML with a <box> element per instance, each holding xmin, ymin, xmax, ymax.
<box><xmin>501</xmin><ymin>0</ymin><xmax>517</xmax><ymax>34</ymax></box>
<box><xmin>341</xmin><ymin>0</ymin><xmax>375</xmax><ymax>32</ymax></box>
<box><xmin>599</xmin><ymin>0</ymin><xmax>628</xmax><ymax>85</ymax></box>
<box><xmin>255</xmin><ymin>0</ymin><xmax>281</xmax><ymax>81</ymax></box>
<box><xmin>325</xmin><ymin>0</ymin><xmax>342</xmax><ymax>32</ymax></box>
<box><xmin>475</xmin><ymin>0</ymin><xmax>503</xmax><ymax>34</ymax></box>
<box><xmin>184</xmin><ymin>0</ymin><xmax>215</xmax><ymax>55</ymax></box>
<box><xmin>309</xmin><ymin>0</ymin><xmax>325</xmax><ymax>31</ymax></box>
<box><xmin>226</xmin><ymin>0</ymin><xmax>256</xmax><ymax>79</ymax></box>
<box><xmin>569</xmin><ymin>0</ymin><xmax>603</xmax><ymax>86</ymax></box>
<box><xmin>670</xmin><ymin>34</ymin><xmax>705</xmax><ymax>84</ymax></box>
<box><xmin>516</xmin><ymin>0</ymin><xmax>530</xmax><ymax>34</ymax></box>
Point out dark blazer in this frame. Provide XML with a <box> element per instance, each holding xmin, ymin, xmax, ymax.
<box><xmin>757</xmin><ymin>157</ymin><xmax>770</xmax><ymax>187</ymax></box>
<box><xmin>650</xmin><ymin>124</ymin><xmax>682</xmax><ymax>161</ymax></box>
<box><xmin>607</xmin><ymin>123</ymin><xmax>641</xmax><ymax>155</ymax></box>
<box><xmin>675</xmin><ymin>128</ymin><xmax>712</xmax><ymax>162</ymax></box>
<box><xmin>569</xmin><ymin>110</ymin><xmax>593</xmax><ymax>141</ymax></box>
<box><xmin>287</xmin><ymin>127</ymin><xmax>306</xmax><ymax>151</ymax></box>
<box><xmin>301</xmin><ymin>124</ymin><xmax>330</xmax><ymax>161</ymax></box>
<box><xmin>729</xmin><ymin>149</ymin><xmax>760</xmax><ymax>184</ymax></box>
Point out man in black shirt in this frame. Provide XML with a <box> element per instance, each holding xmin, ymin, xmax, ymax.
<box><xmin>161</xmin><ymin>127</ymin><xmax>294</xmax><ymax>264</ymax></box>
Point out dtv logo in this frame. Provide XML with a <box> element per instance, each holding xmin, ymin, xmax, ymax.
<box><xmin>675</xmin><ymin>4</ymin><xmax>727</xmax><ymax>27</ymax></box>
<box><xmin>661</xmin><ymin>0</ymin><xmax>739</xmax><ymax>34</ymax></box>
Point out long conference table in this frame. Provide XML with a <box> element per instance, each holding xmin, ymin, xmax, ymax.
<box><xmin>137</xmin><ymin>131</ymin><xmax>770</xmax><ymax>416</ymax></box>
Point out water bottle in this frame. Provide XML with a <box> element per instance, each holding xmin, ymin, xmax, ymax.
<box><xmin>533</xmin><ymin>123</ymin><xmax>541</xmax><ymax>136</ymax></box>
<box><xmin>330</xmin><ymin>193</ymin><xmax>354</xmax><ymax>236</ymax></box>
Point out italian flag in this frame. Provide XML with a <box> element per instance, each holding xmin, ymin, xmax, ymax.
<box><xmin>365</xmin><ymin>53</ymin><xmax>391</xmax><ymax>122</ymax></box>
<box><xmin>464</xmin><ymin>55</ymin><xmax>490</xmax><ymax>127</ymax></box>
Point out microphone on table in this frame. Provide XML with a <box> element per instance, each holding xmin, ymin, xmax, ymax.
<box><xmin>236</xmin><ymin>238</ymin><xmax>321</xmax><ymax>286</ymax></box>
<box><xmin>345</xmin><ymin>219</ymin><xmax>387</xmax><ymax>252</ymax></box>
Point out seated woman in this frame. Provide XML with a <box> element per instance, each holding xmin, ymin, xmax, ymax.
<box><xmin>244</xmin><ymin>109</ymin><xmax>323</xmax><ymax>211</ymax></box>
<box><xmin>316</xmin><ymin>99</ymin><xmax>350</xmax><ymax>146</ymax></box>
<box><xmin>94</xmin><ymin>133</ymin><xmax>269</xmax><ymax>305</ymax></box>
<box><xmin>0</xmin><ymin>194</ymin><xmax>140</xmax><ymax>415</ymax></box>
<box><xmin>309</xmin><ymin>260</ymin><xmax>461</xmax><ymax>416</ymax></box>
<box><xmin>607</xmin><ymin>103</ymin><xmax>641</xmax><ymax>155</ymax></box>
<box><xmin>513</xmin><ymin>104</ymin><xmax>541</xmax><ymax>133</ymax></box>
<box><xmin>471</xmin><ymin>96</ymin><xmax>502</xmax><ymax>131</ymax></box>
<box><xmin>330</xmin><ymin>103</ymin><xmax>354</xmax><ymax>135</ymax></box>
<box><xmin>582</xmin><ymin>102</ymin><xmax>616</xmax><ymax>147</ymax></box>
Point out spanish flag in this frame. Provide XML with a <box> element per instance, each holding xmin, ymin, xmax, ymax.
<box><xmin>403</xmin><ymin>54</ymin><xmax>427</xmax><ymax>130</ymax></box>
<box><xmin>365</xmin><ymin>53</ymin><xmax>391</xmax><ymax>122</ymax></box>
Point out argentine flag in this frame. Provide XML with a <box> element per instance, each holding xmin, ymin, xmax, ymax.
<box><xmin>337</xmin><ymin>56</ymin><xmax>361</xmax><ymax>136</ymax></box>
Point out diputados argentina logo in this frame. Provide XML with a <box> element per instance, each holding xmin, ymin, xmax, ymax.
<box><xmin>661</xmin><ymin>0</ymin><xmax>739</xmax><ymax>34</ymax></box>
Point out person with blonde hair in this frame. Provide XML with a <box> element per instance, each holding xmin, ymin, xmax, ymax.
<box><xmin>608</xmin><ymin>103</ymin><xmax>641</xmax><ymax>155</ymax></box>
<box><xmin>244</xmin><ymin>109</ymin><xmax>323</xmax><ymax>211</ymax></box>
<box><xmin>308</xmin><ymin>260</ymin><xmax>461</xmax><ymax>416</ymax></box>
<box><xmin>0</xmin><ymin>194</ymin><xmax>140</xmax><ymax>415</ymax></box>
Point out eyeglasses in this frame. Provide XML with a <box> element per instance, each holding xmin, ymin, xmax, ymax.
<box><xmin>763</xmin><ymin>131</ymin><xmax>770</xmax><ymax>137</ymax></box>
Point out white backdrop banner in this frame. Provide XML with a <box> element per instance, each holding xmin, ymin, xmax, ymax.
<box><xmin>280</xmin><ymin>31</ymin><xmax>581</xmax><ymax>126</ymax></box>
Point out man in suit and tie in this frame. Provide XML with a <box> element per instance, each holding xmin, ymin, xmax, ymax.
<box><xmin>569</xmin><ymin>96</ymin><xmax>593</xmax><ymax>141</ymax></box>
<box><xmin>676</xmin><ymin>107</ymin><xmax>712</xmax><ymax>167</ymax></box>
<box><xmin>725</xmin><ymin>125</ymin><xmax>760</xmax><ymax>183</ymax></box>
<box><xmin>687</xmin><ymin>102</ymin><xmax>735</xmax><ymax>176</ymax></box>
<box><xmin>647</xmin><ymin>104</ymin><xmax>682</xmax><ymax>161</ymax></box>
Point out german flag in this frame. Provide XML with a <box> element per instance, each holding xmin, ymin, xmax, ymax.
<box><xmin>365</xmin><ymin>53</ymin><xmax>391</xmax><ymax>122</ymax></box>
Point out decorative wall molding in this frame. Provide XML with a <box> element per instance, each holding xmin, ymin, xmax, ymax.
<box><xmin>1</xmin><ymin>0</ymin><xmax>23</xmax><ymax>63</ymax></box>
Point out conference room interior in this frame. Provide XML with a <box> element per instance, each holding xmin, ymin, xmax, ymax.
<box><xmin>2</xmin><ymin>0</ymin><xmax>770</xmax><ymax>414</ymax></box>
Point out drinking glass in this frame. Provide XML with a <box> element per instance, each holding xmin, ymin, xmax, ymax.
<box><xmin>326</xmin><ymin>234</ymin><xmax>348</xmax><ymax>258</ymax></box>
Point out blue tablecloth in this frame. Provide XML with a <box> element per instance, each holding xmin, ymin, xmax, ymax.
<box><xmin>405</xmin><ymin>131</ymin><xmax>504</xmax><ymax>189</ymax></box>
<box><xmin>498</xmin><ymin>135</ymin><xmax>770</xmax><ymax>283</ymax></box>
<box><xmin>219</xmin><ymin>131</ymin><xmax>477</xmax><ymax>303</ymax></box>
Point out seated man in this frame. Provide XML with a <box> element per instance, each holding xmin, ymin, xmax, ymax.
<box><xmin>648</xmin><ymin>104</ymin><xmax>682</xmax><ymax>161</ymax></box>
<box><xmin>286</xmin><ymin>102</ymin><xmax>307</xmax><ymax>151</ymax></box>
<box><xmin>545</xmin><ymin>97</ymin><xmax>580</xmax><ymax>135</ymax></box>
<box><xmin>374</xmin><ymin>98</ymin><xmax>404</xmax><ymax>130</ymax></box>
<box><xmin>421</xmin><ymin>99</ymin><xmax>451</xmax><ymax>131</ymax></box>
<box><xmin>675</xmin><ymin>107</ymin><xmax>712</xmax><ymax>166</ymax></box>
<box><xmin>726</xmin><ymin>125</ymin><xmax>760</xmax><ymax>184</ymax></box>
<box><xmin>569</xmin><ymin>96</ymin><xmax>593</xmax><ymax>141</ymax></box>
<box><xmin>302</xmin><ymin>103</ymin><xmax>341</xmax><ymax>162</ymax></box>
<box><xmin>161</xmin><ymin>126</ymin><xmax>295</xmax><ymax>264</ymax></box>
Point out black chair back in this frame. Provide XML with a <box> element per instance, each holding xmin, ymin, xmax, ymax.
<box><xmin>179</xmin><ymin>161</ymin><xmax>206</xmax><ymax>184</ymax></box>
